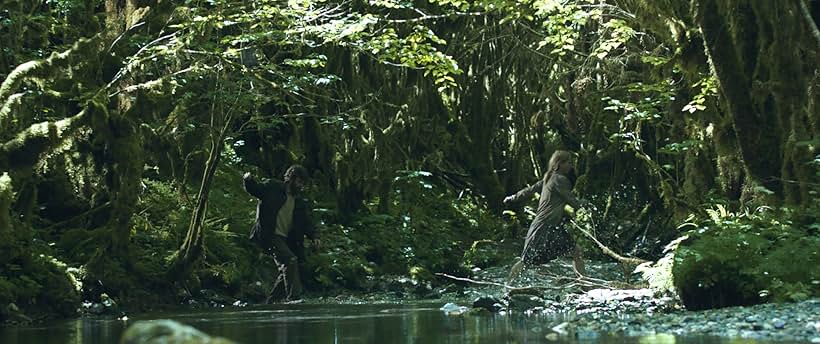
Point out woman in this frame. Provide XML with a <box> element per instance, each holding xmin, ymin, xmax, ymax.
<box><xmin>504</xmin><ymin>150</ymin><xmax>585</xmax><ymax>282</ymax></box>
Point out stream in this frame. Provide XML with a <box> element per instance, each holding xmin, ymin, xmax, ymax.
<box><xmin>0</xmin><ymin>301</ymin><xmax>810</xmax><ymax>343</ymax></box>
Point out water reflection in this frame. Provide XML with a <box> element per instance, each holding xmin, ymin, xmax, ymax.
<box><xmin>0</xmin><ymin>303</ymin><xmax>788</xmax><ymax>343</ymax></box>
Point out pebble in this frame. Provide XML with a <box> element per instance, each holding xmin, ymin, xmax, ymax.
<box><xmin>772</xmin><ymin>319</ymin><xmax>785</xmax><ymax>329</ymax></box>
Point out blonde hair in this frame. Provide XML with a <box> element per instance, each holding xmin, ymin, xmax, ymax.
<box><xmin>543</xmin><ymin>150</ymin><xmax>573</xmax><ymax>182</ymax></box>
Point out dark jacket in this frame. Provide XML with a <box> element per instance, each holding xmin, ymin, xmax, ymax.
<box><xmin>244</xmin><ymin>175</ymin><xmax>317</xmax><ymax>256</ymax></box>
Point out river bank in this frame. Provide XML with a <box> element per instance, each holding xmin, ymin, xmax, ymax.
<box><xmin>325</xmin><ymin>259</ymin><xmax>818</xmax><ymax>342</ymax></box>
<box><xmin>3</xmin><ymin>259</ymin><xmax>818</xmax><ymax>343</ymax></box>
<box><xmin>428</xmin><ymin>260</ymin><xmax>820</xmax><ymax>343</ymax></box>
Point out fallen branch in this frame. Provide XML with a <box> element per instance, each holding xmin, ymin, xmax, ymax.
<box><xmin>570</xmin><ymin>220</ymin><xmax>649</xmax><ymax>267</ymax></box>
<box><xmin>435</xmin><ymin>273</ymin><xmax>567</xmax><ymax>291</ymax></box>
<box><xmin>435</xmin><ymin>272</ymin><xmax>617</xmax><ymax>292</ymax></box>
<box><xmin>540</xmin><ymin>270</ymin><xmax>639</xmax><ymax>290</ymax></box>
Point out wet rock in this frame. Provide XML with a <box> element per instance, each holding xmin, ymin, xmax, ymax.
<box><xmin>412</xmin><ymin>282</ymin><xmax>434</xmax><ymax>297</ymax></box>
<box><xmin>80</xmin><ymin>293</ymin><xmax>120</xmax><ymax>315</ymax></box>
<box><xmin>422</xmin><ymin>290</ymin><xmax>442</xmax><ymax>299</ymax></box>
<box><xmin>440</xmin><ymin>302</ymin><xmax>468</xmax><ymax>315</ymax></box>
<box><xmin>772</xmin><ymin>318</ymin><xmax>786</xmax><ymax>329</ymax></box>
<box><xmin>4</xmin><ymin>303</ymin><xmax>31</xmax><ymax>323</ymax></box>
<box><xmin>241</xmin><ymin>281</ymin><xmax>266</xmax><ymax>302</ymax></box>
<box><xmin>551</xmin><ymin>322</ymin><xmax>570</xmax><ymax>335</ymax></box>
<box><xmin>101</xmin><ymin>293</ymin><xmax>116</xmax><ymax>309</ymax></box>
<box><xmin>473</xmin><ymin>296</ymin><xmax>504</xmax><ymax>312</ymax></box>
<box><xmin>199</xmin><ymin>289</ymin><xmax>234</xmax><ymax>306</ymax></box>
<box><xmin>524</xmin><ymin>306</ymin><xmax>546</xmax><ymax>316</ymax></box>
<box><xmin>177</xmin><ymin>288</ymin><xmax>193</xmax><ymax>300</ymax></box>
<box><xmin>120</xmin><ymin>319</ymin><xmax>235</xmax><ymax>344</ymax></box>
<box><xmin>90</xmin><ymin>302</ymin><xmax>105</xmax><ymax>314</ymax></box>
<box><xmin>507</xmin><ymin>294</ymin><xmax>544</xmax><ymax>311</ymax></box>
<box><xmin>81</xmin><ymin>301</ymin><xmax>106</xmax><ymax>315</ymax></box>
<box><xmin>438</xmin><ymin>284</ymin><xmax>463</xmax><ymax>296</ymax></box>
<box><xmin>458</xmin><ymin>259</ymin><xmax>818</xmax><ymax>342</ymax></box>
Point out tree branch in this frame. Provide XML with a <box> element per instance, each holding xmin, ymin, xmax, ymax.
<box><xmin>798</xmin><ymin>0</ymin><xmax>820</xmax><ymax>46</ymax></box>
<box><xmin>570</xmin><ymin>220</ymin><xmax>649</xmax><ymax>266</ymax></box>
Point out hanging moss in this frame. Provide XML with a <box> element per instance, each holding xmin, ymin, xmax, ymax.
<box><xmin>0</xmin><ymin>35</ymin><xmax>103</xmax><ymax>105</ymax></box>
<box><xmin>0</xmin><ymin>109</ymin><xmax>87</xmax><ymax>172</ymax></box>
<box><xmin>0</xmin><ymin>172</ymin><xmax>12</xmax><ymax>232</ymax></box>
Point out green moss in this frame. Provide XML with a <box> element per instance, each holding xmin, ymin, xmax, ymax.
<box><xmin>0</xmin><ymin>172</ymin><xmax>12</xmax><ymax>231</ymax></box>
<box><xmin>0</xmin><ymin>249</ymin><xmax>81</xmax><ymax>317</ymax></box>
<box><xmin>672</xmin><ymin>206</ymin><xmax>820</xmax><ymax>310</ymax></box>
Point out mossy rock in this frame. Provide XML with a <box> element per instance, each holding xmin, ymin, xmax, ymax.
<box><xmin>120</xmin><ymin>320</ymin><xmax>235</xmax><ymax>344</ymax></box>
<box><xmin>672</xmin><ymin>215</ymin><xmax>820</xmax><ymax>310</ymax></box>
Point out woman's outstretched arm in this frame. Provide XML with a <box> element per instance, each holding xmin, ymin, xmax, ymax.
<box><xmin>503</xmin><ymin>178</ymin><xmax>544</xmax><ymax>204</ymax></box>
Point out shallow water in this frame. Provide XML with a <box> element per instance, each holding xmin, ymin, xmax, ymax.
<box><xmin>0</xmin><ymin>302</ymin><xmax>801</xmax><ymax>343</ymax></box>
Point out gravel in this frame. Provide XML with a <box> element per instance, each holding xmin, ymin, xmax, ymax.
<box><xmin>456</xmin><ymin>259</ymin><xmax>820</xmax><ymax>342</ymax></box>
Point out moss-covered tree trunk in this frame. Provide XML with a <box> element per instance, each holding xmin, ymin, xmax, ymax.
<box><xmin>694</xmin><ymin>0</ymin><xmax>819</xmax><ymax>204</ymax></box>
<box><xmin>0</xmin><ymin>173</ymin><xmax>12</xmax><ymax>233</ymax></box>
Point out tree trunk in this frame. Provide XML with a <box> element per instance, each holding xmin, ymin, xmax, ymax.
<box><xmin>105</xmin><ymin>114</ymin><xmax>144</xmax><ymax>253</ymax></box>
<box><xmin>0</xmin><ymin>172</ymin><xmax>12</xmax><ymax>233</ymax></box>
<box><xmin>169</xmin><ymin>125</ymin><xmax>225</xmax><ymax>279</ymax></box>
<box><xmin>694</xmin><ymin>0</ymin><xmax>819</xmax><ymax>203</ymax></box>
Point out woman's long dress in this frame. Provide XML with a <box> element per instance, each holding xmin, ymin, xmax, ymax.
<box><xmin>508</xmin><ymin>172</ymin><xmax>581</xmax><ymax>264</ymax></box>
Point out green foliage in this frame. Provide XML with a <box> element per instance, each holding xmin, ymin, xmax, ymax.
<box><xmin>0</xmin><ymin>0</ymin><xmax>815</xmax><ymax>321</ymax></box>
<box><xmin>45</xmin><ymin>0</ymin><xmax>91</xmax><ymax>16</ymax></box>
<box><xmin>462</xmin><ymin>239</ymin><xmax>503</xmax><ymax>269</ymax></box>
<box><xmin>635</xmin><ymin>235</ymin><xmax>689</xmax><ymax>296</ymax></box>
<box><xmin>200</xmin><ymin>230</ymin><xmax>257</xmax><ymax>291</ymax></box>
<box><xmin>672</xmin><ymin>204</ymin><xmax>820</xmax><ymax>310</ymax></box>
<box><xmin>593</xmin><ymin>19</ymin><xmax>635</xmax><ymax>59</ymax></box>
<box><xmin>532</xmin><ymin>2</ymin><xmax>595</xmax><ymax>56</ymax></box>
<box><xmin>305</xmin><ymin>171</ymin><xmax>502</xmax><ymax>289</ymax></box>
<box><xmin>681</xmin><ymin>75</ymin><xmax>718</xmax><ymax>114</ymax></box>
<box><xmin>132</xmin><ymin>164</ymin><xmax>261</xmax><ymax>296</ymax></box>
<box><xmin>0</xmin><ymin>237</ymin><xmax>81</xmax><ymax>317</ymax></box>
<box><xmin>305</xmin><ymin>223</ymin><xmax>374</xmax><ymax>289</ymax></box>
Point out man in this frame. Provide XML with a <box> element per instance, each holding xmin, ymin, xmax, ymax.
<box><xmin>244</xmin><ymin>164</ymin><xmax>319</xmax><ymax>301</ymax></box>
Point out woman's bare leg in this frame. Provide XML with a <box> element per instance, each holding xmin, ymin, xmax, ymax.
<box><xmin>572</xmin><ymin>244</ymin><xmax>585</xmax><ymax>277</ymax></box>
<box><xmin>507</xmin><ymin>258</ymin><xmax>525</xmax><ymax>284</ymax></box>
